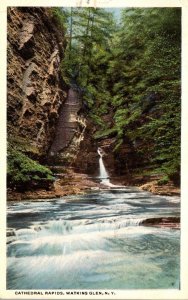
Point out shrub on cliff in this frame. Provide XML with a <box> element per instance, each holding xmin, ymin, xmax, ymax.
<box><xmin>7</xmin><ymin>147</ymin><xmax>55</xmax><ymax>191</ymax></box>
<box><xmin>52</xmin><ymin>7</ymin><xmax>68</xmax><ymax>32</ymax></box>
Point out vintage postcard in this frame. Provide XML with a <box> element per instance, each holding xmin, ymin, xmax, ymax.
<box><xmin>1</xmin><ymin>0</ymin><xmax>188</xmax><ymax>299</ymax></box>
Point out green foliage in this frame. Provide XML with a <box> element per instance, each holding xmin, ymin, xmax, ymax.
<box><xmin>158</xmin><ymin>176</ymin><xmax>169</xmax><ymax>186</ymax></box>
<box><xmin>61</xmin><ymin>7</ymin><xmax>181</xmax><ymax>183</ymax></box>
<box><xmin>8</xmin><ymin>134</ymin><xmax>40</xmax><ymax>156</ymax></box>
<box><xmin>7</xmin><ymin>146</ymin><xmax>54</xmax><ymax>191</ymax></box>
<box><xmin>113</xmin><ymin>138</ymin><xmax>123</xmax><ymax>152</ymax></box>
<box><xmin>61</xmin><ymin>7</ymin><xmax>115</xmax><ymax>90</ymax></box>
<box><xmin>94</xmin><ymin>127</ymin><xmax>117</xmax><ymax>139</ymax></box>
<box><xmin>52</xmin><ymin>7</ymin><xmax>68</xmax><ymax>32</ymax></box>
<box><xmin>89</xmin><ymin>113</ymin><xmax>105</xmax><ymax>127</ymax></box>
<box><xmin>104</xmin><ymin>8</ymin><xmax>181</xmax><ymax>181</ymax></box>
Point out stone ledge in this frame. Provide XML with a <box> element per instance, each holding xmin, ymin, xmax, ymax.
<box><xmin>141</xmin><ymin>217</ymin><xmax>180</xmax><ymax>229</ymax></box>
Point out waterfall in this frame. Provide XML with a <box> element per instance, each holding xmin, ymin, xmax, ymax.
<box><xmin>97</xmin><ymin>148</ymin><xmax>110</xmax><ymax>185</ymax></box>
<box><xmin>97</xmin><ymin>148</ymin><xmax>124</xmax><ymax>188</ymax></box>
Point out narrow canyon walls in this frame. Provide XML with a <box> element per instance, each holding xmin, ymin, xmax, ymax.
<box><xmin>7</xmin><ymin>7</ymin><xmax>67</xmax><ymax>158</ymax></box>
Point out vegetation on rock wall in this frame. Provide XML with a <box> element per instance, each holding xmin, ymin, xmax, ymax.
<box><xmin>107</xmin><ymin>8</ymin><xmax>181</xmax><ymax>183</ymax></box>
<box><xmin>7</xmin><ymin>7</ymin><xmax>66</xmax><ymax>191</ymax></box>
<box><xmin>7</xmin><ymin>7</ymin><xmax>181</xmax><ymax>192</ymax></box>
<box><xmin>60</xmin><ymin>7</ymin><xmax>181</xmax><ymax>184</ymax></box>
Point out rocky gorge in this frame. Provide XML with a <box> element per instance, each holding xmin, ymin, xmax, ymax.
<box><xmin>6</xmin><ymin>7</ymin><xmax>181</xmax><ymax>292</ymax></box>
<box><xmin>7</xmin><ymin>7</ymin><xmax>180</xmax><ymax>199</ymax></box>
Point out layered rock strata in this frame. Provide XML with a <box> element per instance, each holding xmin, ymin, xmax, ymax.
<box><xmin>48</xmin><ymin>88</ymin><xmax>86</xmax><ymax>165</ymax></box>
<box><xmin>7</xmin><ymin>7</ymin><xmax>67</xmax><ymax>157</ymax></box>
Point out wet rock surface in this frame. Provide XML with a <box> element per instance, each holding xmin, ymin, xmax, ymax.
<box><xmin>7</xmin><ymin>170</ymin><xmax>101</xmax><ymax>201</ymax></box>
<box><xmin>141</xmin><ymin>217</ymin><xmax>180</xmax><ymax>229</ymax></box>
<box><xmin>139</xmin><ymin>180</ymin><xmax>180</xmax><ymax>196</ymax></box>
<box><xmin>73</xmin><ymin>119</ymin><xmax>99</xmax><ymax>175</ymax></box>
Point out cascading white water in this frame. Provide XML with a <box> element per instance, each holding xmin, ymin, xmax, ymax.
<box><xmin>7</xmin><ymin>192</ymin><xmax>180</xmax><ymax>290</ymax></box>
<box><xmin>97</xmin><ymin>148</ymin><xmax>110</xmax><ymax>185</ymax></box>
<box><xmin>97</xmin><ymin>148</ymin><xmax>123</xmax><ymax>187</ymax></box>
<box><xmin>7</xmin><ymin>190</ymin><xmax>180</xmax><ymax>289</ymax></box>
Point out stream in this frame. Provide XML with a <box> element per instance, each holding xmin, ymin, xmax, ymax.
<box><xmin>7</xmin><ymin>151</ymin><xmax>180</xmax><ymax>289</ymax></box>
<box><xmin>7</xmin><ymin>188</ymin><xmax>180</xmax><ymax>289</ymax></box>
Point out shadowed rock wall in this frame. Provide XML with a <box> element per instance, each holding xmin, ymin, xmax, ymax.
<box><xmin>49</xmin><ymin>89</ymin><xmax>81</xmax><ymax>155</ymax></box>
<box><xmin>48</xmin><ymin>88</ymin><xmax>87</xmax><ymax>166</ymax></box>
<box><xmin>7</xmin><ymin>7</ymin><xmax>67</xmax><ymax>157</ymax></box>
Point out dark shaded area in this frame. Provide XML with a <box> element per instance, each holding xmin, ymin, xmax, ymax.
<box><xmin>141</xmin><ymin>217</ymin><xmax>180</xmax><ymax>228</ymax></box>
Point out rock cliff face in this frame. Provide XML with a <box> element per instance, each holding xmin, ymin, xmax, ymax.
<box><xmin>73</xmin><ymin>119</ymin><xmax>99</xmax><ymax>175</ymax></box>
<box><xmin>7</xmin><ymin>7</ymin><xmax>67</xmax><ymax>158</ymax></box>
<box><xmin>6</xmin><ymin>6</ymin><xmax>158</xmax><ymax>185</ymax></box>
<box><xmin>48</xmin><ymin>88</ymin><xmax>87</xmax><ymax>165</ymax></box>
<box><xmin>7</xmin><ymin>6</ymin><xmax>98</xmax><ymax>185</ymax></box>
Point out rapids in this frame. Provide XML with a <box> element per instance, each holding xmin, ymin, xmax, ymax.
<box><xmin>7</xmin><ymin>187</ymin><xmax>180</xmax><ymax>289</ymax></box>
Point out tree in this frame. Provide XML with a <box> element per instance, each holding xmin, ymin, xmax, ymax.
<box><xmin>57</xmin><ymin>7</ymin><xmax>181</xmax><ymax>183</ymax></box>
<box><xmin>61</xmin><ymin>8</ymin><xmax>115</xmax><ymax>89</ymax></box>
<box><xmin>95</xmin><ymin>8</ymin><xmax>181</xmax><ymax>182</ymax></box>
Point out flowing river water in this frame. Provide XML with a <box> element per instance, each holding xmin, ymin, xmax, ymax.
<box><xmin>7</xmin><ymin>152</ymin><xmax>180</xmax><ymax>290</ymax></box>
